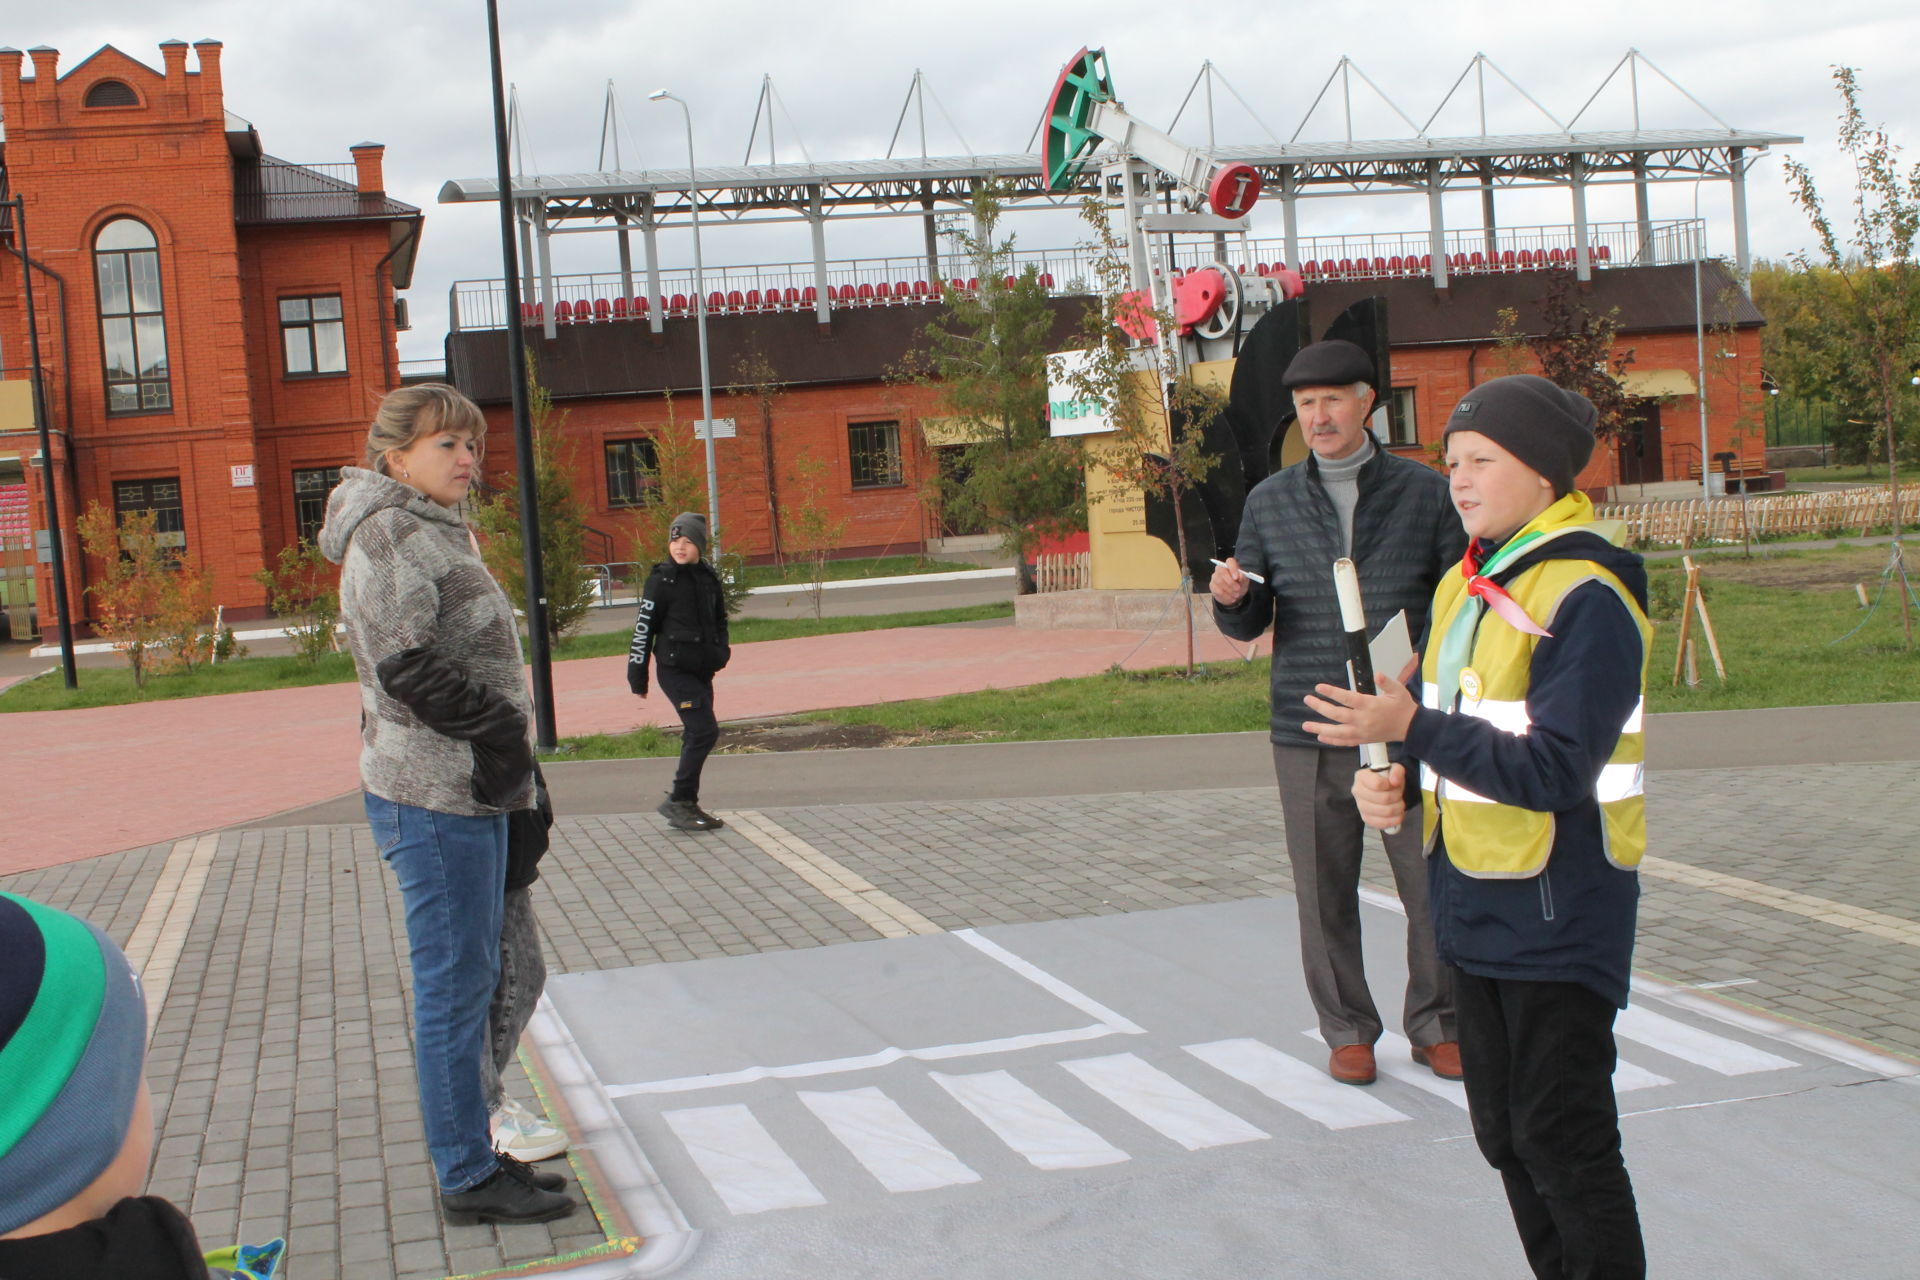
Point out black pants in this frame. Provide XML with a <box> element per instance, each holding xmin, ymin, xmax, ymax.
<box><xmin>1453</xmin><ymin>966</ymin><xmax>1645</xmax><ymax>1280</ymax></box>
<box><xmin>656</xmin><ymin>666</ymin><xmax>718</xmax><ymax>802</ymax></box>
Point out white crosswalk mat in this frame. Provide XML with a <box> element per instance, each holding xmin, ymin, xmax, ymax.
<box><xmin>1184</xmin><ymin>1037</ymin><xmax>1410</xmax><ymax>1128</ymax></box>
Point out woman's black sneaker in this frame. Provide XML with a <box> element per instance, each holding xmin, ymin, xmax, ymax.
<box><xmin>499</xmin><ymin>1151</ymin><xmax>567</xmax><ymax>1193</ymax></box>
<box><xmin>689</xmin><ymin>804</ymin><xmax>725</xmax><ymax>830</ymax></box>
<box><xmin>441</xmin><ymin>1158</ymin><xmax>577</xmax><ymax>1225</ymax></box>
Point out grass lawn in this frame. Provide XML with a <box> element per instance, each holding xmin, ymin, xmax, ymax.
<box><xmin>0</xmin><ymin>602</ymin><xmax>1013</xmax><ymax>713</ymax></box>
<box><xmin>550</xmin><ymin>602</ymin><xmax>1013</xmax><ymax>661</ymax></box>
<box><xmin>551</xmin><ymin>545</ymin><xmax>1920</xmax><ymax>759</ymax></box>
<box><xmin>1784</xmin><ymin>464</ymin><xmax>1900</xmax><ymax>484</ymax></box>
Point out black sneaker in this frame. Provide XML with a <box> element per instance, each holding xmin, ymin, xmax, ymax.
<box><xmin>689</xmin><ymin>804</ymin><xmax>726</xmax><ymax>830</ymax></box>
<box><xmin>499</xmin><ymin>1151</ymin><xmax>568</xmax><ymax>1193</ymax></box>
<box><xmin>657</xmin><ymin>798</ymin><xmax>705</xmax><ymax>831</ymax></box>
<box><xmin>441</xmin><ymin>1159</ymin><xmax>578</xmax><ymax>1225</ymax></box>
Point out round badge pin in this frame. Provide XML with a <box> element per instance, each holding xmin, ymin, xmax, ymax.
<box><xmin>1459</xmin><ymin>667</ymin><xmax>1484</xmax><ymax>701</ymax></box>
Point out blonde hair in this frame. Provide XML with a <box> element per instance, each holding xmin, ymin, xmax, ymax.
<box><xmin>365</xmin><ymin>383</ymin><xmax>488</xmax><ymax>475</ymax></box>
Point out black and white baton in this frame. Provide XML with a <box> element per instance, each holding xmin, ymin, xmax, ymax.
<box><xmin>1332</xmin><ymin>557</ymin><xmax>1399</xmax><ymax>835</ymax></box>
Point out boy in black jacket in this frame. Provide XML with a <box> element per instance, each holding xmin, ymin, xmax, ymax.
<box><xmin>1305</xmin><ymin>376</ymin><xmax>1651</xmax><ymax>1279</ymax></box>
<box><xmin>627</xmin><ymin>512</ymin><xmax>732</xmax><ymax>831</ymax></box>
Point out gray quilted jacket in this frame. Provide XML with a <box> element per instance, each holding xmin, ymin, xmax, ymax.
<box><xmin>1215</xmin><ymin>437</ymin><xmax>1466</xmax><ymax>748</ymax></box>
<box><xmin>319</xmin><ymin>467</ymin><xmax>534</xmax><ymax>816</ymax></box>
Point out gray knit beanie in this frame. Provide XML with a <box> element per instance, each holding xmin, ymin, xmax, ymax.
<box><xmin>667</xmin><ymin>511</ymin><xmax>708</xmax><ymax>557</ymax></box>
<box><xmin>1444</xmin><ymin>375</ymin><xmax>1598</xmax><ymax>497</ymax></box>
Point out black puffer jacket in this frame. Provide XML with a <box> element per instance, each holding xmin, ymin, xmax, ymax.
<box><xmin>626</xmin><ymin>560</ymin><xmax>731</xmax><ymax>696</ymax></box>
<box><xmin>1215</xmin><ymin>436</ymin><xmax>1465</xmax><ymax>748</ymax></box>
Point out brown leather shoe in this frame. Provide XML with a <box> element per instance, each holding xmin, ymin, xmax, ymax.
<box><xmin>1328</xmin><ymin>1043</ymin><xmax>1377</xmax><ymax>1085</ymax></box>
<box><xmin>1412</xmin><ymin>1041</ymin><xmax>1464</xmax><ymax>1080</ymax></box>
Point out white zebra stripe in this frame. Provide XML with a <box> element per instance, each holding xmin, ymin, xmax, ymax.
<box><xmin>662</xmin><ymin>1104</ymin><xmax>827</xmax><ymax>1216</ymax></box>
<box><xmin>1185</xmin><ymin>1038</ymin><xmax>1410</xmax><ymax>1129</ymax></box>
<box><xmin>932</xmin><ymin>1069</ymin><xmax>1130</xmax><ymax>1170</ymax></box>
<box><xmin>798</xmin><ymin>1086</ymin><xmax>980</xmax><ymax>1193</ymax></box>
<box><xmin>1059</xmin><ymin>1053</ymin><xmax>1269</xmax><ymax>1150</ymax></box>
<box><xmin>1616</xmin><ymin>1005</ymin><xmax>1797</xmax><ymax>1075</ymax></box>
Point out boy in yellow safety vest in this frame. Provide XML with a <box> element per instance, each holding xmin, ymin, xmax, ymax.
<box><xmin>1304</xmin><ymin>374</ymin><xmax>1651</xmax><ymax>1279</ymax></box>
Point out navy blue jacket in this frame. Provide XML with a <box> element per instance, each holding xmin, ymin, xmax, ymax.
<box><xmin>1406</xmin><ymin>531</ymin><xmax>1648</xmax><ymax>1007</ymax></box>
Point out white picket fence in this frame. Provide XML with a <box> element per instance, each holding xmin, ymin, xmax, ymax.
<box><xmin>1596</xmin><ymin>484</ymin><xmax>1920</xmax><ymax>548</ymax></box>
<box><xmin>1033</xmin><ymin>551</ymin><xmax>1092</xmax><ymax>593</ymax></box>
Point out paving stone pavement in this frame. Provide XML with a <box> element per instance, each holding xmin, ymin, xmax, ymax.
<box><xmin>3</xmin><ymin>752</ymin><xmax>1916</xmax><ymax>1278</ymax></box>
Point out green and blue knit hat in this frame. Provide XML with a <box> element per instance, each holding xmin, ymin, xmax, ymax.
<box><xmin>0</xmin><ymin>892</ymin><xmax>148</xmax><ymax>1235</ymax></box>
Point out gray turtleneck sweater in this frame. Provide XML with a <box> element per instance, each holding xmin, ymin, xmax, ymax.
<box><xmin>1317</xmin><ymin>436</ymin><xmax>1376</xmax><ymax>556</ymax></box>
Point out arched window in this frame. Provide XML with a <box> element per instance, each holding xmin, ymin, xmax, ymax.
<box><xmin>84</xmin><ymin>80</ymin><xmax>140</xmax><ymax>108</ymax></box>
<box><xmin>94</xmin><ymin>218</ymin><xmax>171</xmax><ymax>413</ymax></box>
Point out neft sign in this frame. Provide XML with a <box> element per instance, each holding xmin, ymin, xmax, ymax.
<box><xmin>1046</xmin><ymin>350</ymin><xmax>1114</xmax><ymax>437</ymax></box>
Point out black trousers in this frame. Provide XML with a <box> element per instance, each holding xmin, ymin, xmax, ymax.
<box><xmin>1452</xmin><ymin>966</ymin><xmax>1645</xmax><ymax>1280</ymax></box>
<box><xmin>655</xmin><ymin>666</ymin><xmax>718</xmax><ymax>802</ymax></box>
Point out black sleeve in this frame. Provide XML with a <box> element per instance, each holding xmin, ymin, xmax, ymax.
<box><xmin>374</xmin><ymin>646</ymin><xmax>535</xmax><ymax>805</ymax></box>
<box><xmin>1214</xmin><ymin>500</ymin><xmax>1277</xmax><ymax>641</ymax></box>
<box><xmin>627</xmin><ymin>568</ymin><xmax>664</xmax><ymax>695</ymax></box>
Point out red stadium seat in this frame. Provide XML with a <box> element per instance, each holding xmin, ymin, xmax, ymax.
<box><xmin>555</xmin><ymin>299</ymin><xmax>576</xmax><ymax>323</ymax></box>
<box><xmin>1595</xmin><ymin>244</ymin><xmax>1611</xmax><ymax>263</ymax></box>
<box><xmin>780</xmin><ymin>287</ymin><xmax>799</xmax><ymax>308</ymax></box>
<box><xmin>1320</xmin><ymin>259</ymin><xmax>1338</xmax><ymax>277</ymax></box>
<box><xmin>1004</xmin><ymin>275</ymin><xmax>1017</xmax><ymax>290</ymax></box>
<box><xmin>704</xmin><ymin>290</ymin><xmax>723</xmax><ymax>314</ymax></box>
<box><xmin>1371</xmin><ymin>256</ymin><xmax>1389</xmax><ymax>276</ymax></box>
<box><xmin>1298</xmin><ymin>260</ymin><xmax>1318</xmax><ymax>277</ymax></box>
<box><xmin>744</xmin><ymin>288</ymin><xmax>763</xmax><ymax>311</ymax></box>
<box><xmin>1337</xmin><ymin>258</ymin><xmax>1355</xmax><ymax>276</ymax></box>
<box><xmin>725</xmin><ymin>289</ymin><xmax>744</xmax><ymax>312</ymax></box>
<box><xmin>520</xmin><ymin>302</ymin><xmax>539</xmax><ymax>324</ymax></box>
<box><xmin>1253</xmin><ymin>262</ymin><xmax>1271</xmax><ymax>276</ymax></box>
<box><xmin>611</xmin><ymin>296</ymin><xmax>629</xmax><ymax>320</ymax></box>
<box><xmin>1466</xmin><ymin>252</ymin><xmax>1485</xmax><ymax>272</ymax></box>
<box><xmin>874</xmin><ymin>281</ymin><xmax>894</xmax><ymax>303</ymax></box>
<box><xmin>1038</xmin><ymin>272</ymin><xmax>1056</xmax><ymax>290</ymax></box>
<box><xmin>1517</xmin><ymin>249</ymin><xmax>1535</xmax><ymax>269</ymax></box>
<box><xmin>912</xmin><ymin>280</ymin><xmax>932</xmax><ymax>301</ymax></box>
<box><xmin>1387</xmin><ymin>255</ymin><xmax>1404</xmax><ymax>274</ymax></box>
<box><xmin>593</xmin><ymin>297</ymin><xmax>612</xmax><ymax>322</ymax></box>
<box><xmin>856</xmin><ymin>282</ymin><xmax>876</xmax><ymax>304</ymax></box>
<box><xmin>801</xmin><ymin>286</ymin><xmax>818</xmax><ymax>307</ymax></box>
<box><xmin>669</xmin><ymin>293</ymin><xmax>688</xmax><ymax>316</ymax></box>
<box><xmin>1419</xmin><ymin>254</ymin><xmax>1432</xmax><ymax>270</ymax></box>
<box><xmin>633</xmin><ymin>295</ymin><xmax>649</xmax><ymax>317</ymax></box>
<box><xmin>1548</xmin><ymin>247</ymin><xmax>1567</xmax><ymax>266</ymax></box>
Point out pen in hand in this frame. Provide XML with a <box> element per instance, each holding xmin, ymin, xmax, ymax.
<box><xmin>1209</xmin><ymin>558</ymin><xmax>1266</xmax><ymax>585</ymax></box>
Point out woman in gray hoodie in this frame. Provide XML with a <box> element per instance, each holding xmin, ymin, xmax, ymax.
<box><xmin>318</xmin><ymin>385</ymin><xmax>574</xmax><ymax>1226</ymax></box>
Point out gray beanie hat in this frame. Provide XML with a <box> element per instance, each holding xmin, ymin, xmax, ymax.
<box><xmin>667</xmin><ymin>511</ymin><xmax>708</xmax><ymax>557</ymax></box>
<box><xmin>1444</xmin><ymin>374</ymin><xmax>1598</xmax><ymax>497</ymax></box>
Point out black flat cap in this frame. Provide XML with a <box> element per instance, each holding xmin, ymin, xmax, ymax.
<box><xmin>1281</xmin><ymin>339</ymin><xmax>1376</xmax><ymax>391</ymax></box>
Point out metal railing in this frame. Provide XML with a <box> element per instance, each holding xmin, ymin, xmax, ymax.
<box><xmin>448</xmin><ymin>218</ymin><xmax>1707</xmax><ymax>331</ymax></box>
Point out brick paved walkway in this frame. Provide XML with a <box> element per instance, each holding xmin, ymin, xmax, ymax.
<box><xmin>4</xmin><ymin>732</ymin><xmax>1915</xmax><ymax>1279</ymax></box>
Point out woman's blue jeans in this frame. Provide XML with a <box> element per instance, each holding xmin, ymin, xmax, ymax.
<box><xmin>364</xmin><ymin>793</ymin><xmax>506</xmax><ymax>1194</ymax></box>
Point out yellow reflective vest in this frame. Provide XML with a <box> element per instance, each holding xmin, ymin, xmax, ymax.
<box><xmin>1419</xmin><ymin>499</ymin><xmax>1652</xmax><ymax>878</ymax></box>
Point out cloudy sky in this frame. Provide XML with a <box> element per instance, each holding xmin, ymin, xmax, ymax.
<box><xmin>21</xmin><ymin>1</ymin><xmax>1920</xmax><ymax>363</ymax></box>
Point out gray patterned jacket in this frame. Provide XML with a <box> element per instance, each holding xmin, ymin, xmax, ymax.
<box><xmin>319</xmin><ymin>467</ymin><xmax>534</xmax><ymax>816</ymax></box>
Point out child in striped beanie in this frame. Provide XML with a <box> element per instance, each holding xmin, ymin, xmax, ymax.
<box><xmin>0</xmin><ymin>892</ymin><xmax>283</xmax><ymax>1279</ymax></box>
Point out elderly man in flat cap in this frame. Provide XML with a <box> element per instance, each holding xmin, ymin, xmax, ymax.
<box><xmin>1211</xmin><ymin>339</ymin><xmax>1466</xmax><ymax>1085</ymax></box>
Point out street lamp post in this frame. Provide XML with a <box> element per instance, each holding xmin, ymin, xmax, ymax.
<box><xmin>485</xmin><ymin>0</ymin><xmax>556</xmax><ymax>748</ymax></box>
<box><xmin>649</xmin><ymin>90</ymin><xmax>720</xmax><ymax>551</ymax></box>
<box><xmin>1691</xmin><ymin>186</ymin><xmax>1712</xmax><ymax>502</ymax></box>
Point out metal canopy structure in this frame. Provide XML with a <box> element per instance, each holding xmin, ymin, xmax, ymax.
<box><xmin>438</xmin><ymin>50</ymin><xmax>1800</xmax><ymax>338</ymax></box>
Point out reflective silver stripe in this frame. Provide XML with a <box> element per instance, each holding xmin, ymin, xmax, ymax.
<box><xmin>1622</xmin><ymin>698</ymin><xmax>1645</xmax><ymax>733</ymax></box>
<box><xmin>1437</xmin><ymin>779</ymin><xmax>1498</xmax><ymax>805</ymax></box>
<box><xmin>1597</xmin><ymin>760</ymin><xmax>1644</xmax><ymax>803</ymax></box>
<box><xmin>1459</xmin><ymin>696</ymin><xmax>1530</xmax><ymax>735</ymax></box>
<box><xmin>1422</xmin><ymin>685</ymin><xmax>1440</xmax><ymax>710</ymax></box>
<box><xmin>1420</xmin><ymin>763</ymin><xmax>1439</xmax><ymax>793</ymax></box>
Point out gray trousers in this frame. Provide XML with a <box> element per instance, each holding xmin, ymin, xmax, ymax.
<box><xmin>482</xmin><ymin>886</ymin><xmax>546</xmax><ymax>1112</ymax></box>
<box><xmin>1273</xmin><ymin>744</ymin><xmax>1453</xmax><ymax>1050</ymax></box>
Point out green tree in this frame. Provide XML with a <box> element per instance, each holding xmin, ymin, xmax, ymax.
<box><xmin>469</xmin><ymin>354</ymin><xmax>596</xmax><ymax>645</ymax></box>
<box><xmin>897</xmin><ymin>186</ymin><xmax>1086</xmax><ymax>594</ymax></box>
<box><xmin>1783</xmin><ymin>65</ymin><xmax>1920</xmax><ymax>645</ymax></box>
<box><xmin>76</xmin><ymin>503</ymin><xmax>174</xmax><ymax>688</ymax></box>
<box><xmin>730</xmin><ymin>347</ymin><xmax>789</xmax><ymax>569</ymax></box>
<box><xmin>254</xmin><ymin>539</ymin><xmax>340</xmax><ymax>666</ymax></box>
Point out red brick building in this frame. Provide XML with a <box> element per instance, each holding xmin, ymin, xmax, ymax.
<box><xmin>444</xmin><ymin>260</ymin><xmax>1766</xmax><ymax>570</ymax></box>
<box><xmin>0</xmin><ymin>39</ymin><xmax>419</xmax><ymax>631</ymax></box>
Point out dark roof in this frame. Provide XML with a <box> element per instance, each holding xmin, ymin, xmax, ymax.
<box><xmin>233</xmin><ymin>155</ymin><xmax>419</xmax><ymax>226</ymax></box>
<box><xmin>1298</xmin><ymin>260</ymin><xmax>1762</xmax><ymax>345</ymax></box>
<box><xmin>448</xmin><ymin>297</ymin><xmax>1094</xmax><ymax>405</ymax></box>
<box><xmin>446</xmin><ymin>263</ymin><xmax>1759</xmax><ymax>404</ymax></box>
